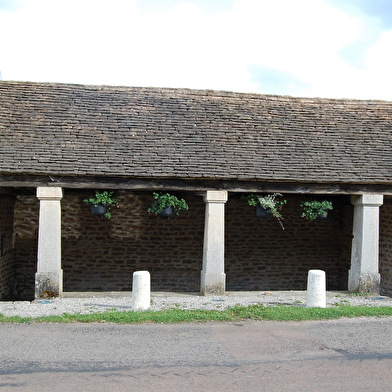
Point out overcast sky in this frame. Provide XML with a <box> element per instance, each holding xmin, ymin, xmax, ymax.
<box><xmin>1</xmin><ymin>0</ymin><xmax>392</xmax><ymax>100</ymax></box>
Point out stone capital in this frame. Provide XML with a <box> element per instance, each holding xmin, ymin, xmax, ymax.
<box><xmin>351</xmin><ymin>194</ymin><xmax>383</xmax><ymax>207</ymax></box>
<box><xmin>36</xmin><ymin>187</ymin><xmax>63</xmax><ymax>200</ymax></box>
<box><xmin>203</xmin><ymin>190</ymin><xmax>228</xmax><ymax>203</ymax></box>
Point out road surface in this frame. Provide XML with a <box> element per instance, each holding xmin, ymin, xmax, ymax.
<box><xmin>1</xmin><ymin>317</ymin><xmax>392</xmax><ymax>391</ymax></box>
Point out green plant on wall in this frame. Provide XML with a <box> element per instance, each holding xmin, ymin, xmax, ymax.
<box><xmin>300</xmin><ymin>200</ymin><xmax>333</xmax><ymax>220</ymax></box>
<box><xmin>243</xmin><ymin>193</ymin><xmax>287</xmax><ymax>229</ymax></box>
<box><xmin>148</xmin><ymin>192</ymin><xmax>189</xmax><ymax>215</ymax></box>
<box><xmin>83</xmin><ymin>190</ymin><xmax>119</xmax><ymax>219</ymax></box>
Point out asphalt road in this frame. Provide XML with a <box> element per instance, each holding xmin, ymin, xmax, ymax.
<box><xmin>1</xmin><ymin>317</ymin><xmax>392</xmax><ymax>391</ymax></box>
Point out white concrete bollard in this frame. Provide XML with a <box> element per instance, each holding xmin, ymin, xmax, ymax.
<box><xmin>132</xmin><ymin>271</ymin><xmax>151</xmax><ymax>310</ymax></box>
<box><xmin>306</xmin><ymin>269</ymin><xmax>326</xmax><ymax>308</ymax></box>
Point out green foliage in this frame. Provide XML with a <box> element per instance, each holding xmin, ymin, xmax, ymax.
<box><xmin>243</xmin><ymin>193</ymin><xmax>287</xmax><ymax>229</ymax></box>
<box><xmin>243</xmin><ymin>193</ymin><xmax>286</xmax><ymax>219</ymax></box>
<box><xmin>349</xmin><ymin>292</ymin><xmax>371</xmax><ymax>297</ymax></box>
<box><xmin>83</xmin><ymin>190</ymin><xmax>119</xmax><ymax>219</ymax></box>
<box><xmin>300</xmin><ymin>200</ymin><xmax>333</xmax><ymax>220</ymax></box>
<box><xmin>2</xmin><ymin>305</ymin><xmax>392</xmax><ymax>324</ymax></box>
<box><xmin>148</xmin><ymin>192</ymin><xmax>189</xmax><ymax>215</ymax></box>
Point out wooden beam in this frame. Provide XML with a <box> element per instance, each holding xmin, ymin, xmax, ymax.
<box><xmin>1</xmin><ymin>175</ymin><xmax>392</xmax><ymax>194</ymax></box>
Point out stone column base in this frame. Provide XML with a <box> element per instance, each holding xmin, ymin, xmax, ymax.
<box><xmin>348</xmin><ymin>270</ymin><xmax>380</xmax><ymax>294</ymax></box>
<box><xmin>201</xmin><ymin>271</ymin><xmax>226</xmax><ymax>295</ymax></box>
<box><xmin>35</xmin><ymin>270</ymin><xmax>63</xmax><ymax>298</ymax></box>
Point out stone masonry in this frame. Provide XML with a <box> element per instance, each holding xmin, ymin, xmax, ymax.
<box><xmin>0</xmin><ymin>192</ymin><xmax>16</xmax><ymax>299</ymax></box>
<box><xmin>4</xmin><ymin>190</ymin><xmax>376</xmax><ymax>300</ymax></box>
<box><xmin>380</xmin><ymin>198</ymin><xmax>392</xmax><ymax>294</ymax></box>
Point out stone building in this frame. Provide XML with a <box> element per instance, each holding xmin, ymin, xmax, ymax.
<box><xmin>0</xmin><ymin>81</ymin><xmax>391</xmax><ymax>300</ymax></box>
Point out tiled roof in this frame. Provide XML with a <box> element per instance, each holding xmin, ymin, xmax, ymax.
<box><xmin>1</xmin><ymin>81</ymin><xmax>392</xmax><ymax>184</ymax></box>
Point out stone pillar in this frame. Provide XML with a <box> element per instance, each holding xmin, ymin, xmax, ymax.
<box><xmin>35</xmin><ymin>187</ymin><xmax>63</xmax><ymax>298</ymax></box>
<box><xmin>201</xmin><ymin>191</ymin><xmax>228</xmax><ymax>295</ymax></box>
<box><xmin>348</xmin><ymin>194</ymin><xmax>383</xmax><ymax>294</ymax></box>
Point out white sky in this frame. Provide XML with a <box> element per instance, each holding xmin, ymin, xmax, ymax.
<box><xmin>1</xmin><ymin>0</ymin><xmax>392</xmax><ymax>100</ymax></box>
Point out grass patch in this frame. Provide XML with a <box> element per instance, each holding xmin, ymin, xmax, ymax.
<box><xmin>349</xmin><ymin>292</ymin><xmax>371</xmax><ymax>297</ymax></box>
<box><xmin>2</xmin><ymin>304</ymin><xmax>392</xmax><ymax>324</ymax></box>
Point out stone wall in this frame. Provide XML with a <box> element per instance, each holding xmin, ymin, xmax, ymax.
<box><xmin>13</xmin><ymin>193</ymin><xmax>39</xmax><ymax>300</ymax></box>
<box><xmin>9</xmin><ymin>190</ymin><xmax>358</xmax><ymax>299</ymax></box>
<box><xmin>61</xmin><ymin>190</ymin><xmax>204</xmax><ymax>296</ymax></box>
<box><xmin>0</xmin><ymin>192</ymin><xmax>16</xmax><ymax>299</ymax></box>
<box><xmin>380</xmin><ymin>198</ymin><xmax>392</xmax><ymax>296</ymax></box>
<box><xmin>226</xmin><ymin>194</ymin><xmax>353</xmax><ymax>291</ymax></box>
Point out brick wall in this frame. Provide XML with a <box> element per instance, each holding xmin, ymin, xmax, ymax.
<box><xmin>9</xmin><ymin>190</ymin><xmax>360</xmax><ymax>299</ymax></box>
<box><xmin>0</xmin><ymin>192</ymin><xmax>16</xmax><ymax>299</ymax></box>
<box><xmin>61</xmin><ymin>190</ymin><xmax>204</xmax><ymax>295</ymax></box>
<box><xmin>226</xmin><ymin>194</ymin><xmax>353</xmax><ymax>291</ymax></box>
<box><xmin>380</xmin><ymin>199</ymin><xmax>392</xmax><ymax>296</ymax></box>
<box><xmin>13</xmin><ymin>193</ymin><xmax>39</xmax><ymax>299</ymax></box>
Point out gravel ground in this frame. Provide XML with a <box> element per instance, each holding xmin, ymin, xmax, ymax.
<box><xmin>1</xmin><ymin>291</ymin><xmax>392</xmax><ymax>318</ymax></box>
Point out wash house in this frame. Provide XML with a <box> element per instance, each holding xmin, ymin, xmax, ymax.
<box><xmin>1</xmin><ymin>81</ymin><xmax>392</xmax><ymax>300</ymax></box>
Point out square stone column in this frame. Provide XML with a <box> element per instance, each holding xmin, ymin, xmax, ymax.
<box><xmin>348</xmin><ymin>194</ymin><xmax>383</xmax><ymax>294</ymax></box>
<box><xmin>35</xmin><ymin>187</ymin><xmax>63</xmax><ymax>298</ymax></box>
<box><xmin>201</xmin><ymin>190</ymin><xmax>228</xmax><ymax>295</ymax></box>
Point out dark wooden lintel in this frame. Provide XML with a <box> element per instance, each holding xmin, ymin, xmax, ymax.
<box><xmin>1</xmin><ymin>175</ymin><xmax>392</xmax><ymax>195</ymax></box>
